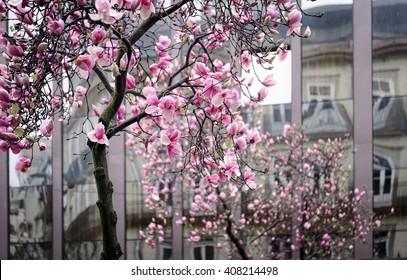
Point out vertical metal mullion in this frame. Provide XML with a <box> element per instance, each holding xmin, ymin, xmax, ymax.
<box><xmin>0</xmin><ymin>151</ymin><xmax>8</xmax><ymax>260</ymax></box>
<box><xmin>291</xmin><ymin>31</ymin><xmax>302</xmax><ymax>260</ymax></box>
<box><xmin>353</xmin><ymin>0</ymin><xmax>373</xmax><ymax>259</ymax></box>
<box><xmin>0</xmin><ymin>18</ymin><xmax>9</xmax><ymax>260</ymax></box>
<box><xmin>291</xmin><ymin>36</ymin><xmax>302</xmax><ymax>125</ymax></box>
<box><xmin>52</xmin><ymin>114</ymin><xmax>63</xmax><ymax>259</ymax></box>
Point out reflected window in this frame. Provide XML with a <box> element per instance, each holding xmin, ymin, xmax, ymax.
<box><xmin>192</xmin><ymin>240</ymin><xmax>215</xmax><ymax>260</ymax></box>
<box><xmin>373</xmin><ymin>153</ymin><xmax>394</xmax><ymax>207</ymax></box>
<box><xmin>159</xmin><ymin>240</ymin><xmax>173</xmax><ymax>260</ymax></box>
<box><xmin>373</xmin><ymin>78</ymin><xmax>394</xmax><ymax>97</ymax></box>
<box><xmin>273</xmin><ymin>107</ymin><xmax>282</xmax><ymax>122</ymax></box>
<box><xmin>307</xmin><ymin>83</ymin><xmax>334</xmax><ymax>101</ymax></box>
<box><xmin>373</xmin><ymin>78</ymin><xmax>395</xmax><ymax>113</ymax></box>
<box><xmin>262</xmin><ymin>104</ymin><xmax>291</xmax><ymax>135</ymax></box>
<box><xmin>374</xmin><ymin>231</ymin><xmax>391</xmax><ymax>259</ymax></box>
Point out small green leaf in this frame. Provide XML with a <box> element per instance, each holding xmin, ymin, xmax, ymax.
<box><xmin>225</xmin><ymin>137</ymin><xmax>233</xmax><ymax>148</ymax></box>
<box><xmin>14</xmin><ymin>127</ymin><xmax>24</xmax><ymax>138</ymax></box>
<box><xmin>12</xmin><ymin>103</ymin><xmax>19</xmax><ymax>115</ymax></box>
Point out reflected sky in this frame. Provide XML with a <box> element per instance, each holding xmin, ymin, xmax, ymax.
<box><xmin>302</xmin><ymin>0</ymin><xmax>353</xmax><ymax>9</ymax></box>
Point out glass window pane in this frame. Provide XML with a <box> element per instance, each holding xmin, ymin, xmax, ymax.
<box><xmin>64</xmin><ymin>241</ymin><xmax>103</xmax><ymax>260</ymax></box>
<box><xmin>205</xmin><ymin>245</ymin><xmax>215</xmax><ymax>260</ymax></box>
<box><xmin>193</xmin><ymin>247</ymin><xmax>202</xmax><ymax>260</ymax></box>
<box><xmin>373</xmin><ymin>5</ymin><xmax>407</xmax><ymax>260</ymax></box>
<box><xmin>9</xmin><ymin>242</ymin><xmax>52</xmax><ymax>260</ymax></box>
<box><xmin>302</xmin><ymin>0</ymin><xmax>354</xmax><ymax>139</ymax></box>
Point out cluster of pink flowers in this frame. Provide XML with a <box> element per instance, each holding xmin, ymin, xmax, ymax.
<box><xmin>0</xmin><ymin>1</ymin><xmax>332</xmax><ymax>260</ymax></box>
<box><xmin>0</xmin><ymin>0</ymin><xmax>310</xmax><ymax>175</ymax></box>
<box><xmin>139</xmin><ymin>116</ymin><xmax>380</xmax><ymax>259</ymax></box>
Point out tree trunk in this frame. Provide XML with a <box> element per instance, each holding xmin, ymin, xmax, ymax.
<box><xmin>226</xmin><ymin>220</ymin><xmax>250</xmax><ymax>260</ymax></box>
<box><xmin>90</xmin><ymin>141</ymin><xmax>122</xmax><ymax>260</ymax></box>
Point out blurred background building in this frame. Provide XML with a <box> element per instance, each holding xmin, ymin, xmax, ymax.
<box><xmin>0</xmin><ymin>0</ymin><xmax>406</xmax><ymax>259</ymax></box>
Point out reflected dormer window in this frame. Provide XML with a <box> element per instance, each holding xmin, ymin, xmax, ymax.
<box><xmin>373</xmin><ymin>78</ymin><xmax>394</xmax><ymax>97</ymax></box>
<box><xmin>307</xmin><ymin>83</ymin><xmax>334</xmax><ymax>101</ymax></box>
<box><xmin>373</xmin><ymin>153</ymin><xmax>394</xmax><ymax>207</ymax></box>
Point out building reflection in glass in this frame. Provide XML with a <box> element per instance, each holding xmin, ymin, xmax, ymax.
<box><xmin>62</xmin><ymin>115</ymin><xmax>102</xmax><ymax>259</ymax></box>
<box><xmin>372</xmin><ymin>0</ymin><xmax>407</xmax><ymax>259</ymax></box>
<box><xmin>61</xmin><ymin>74</ymin><xmax>114</xmax><ymax>259</ymax></box>
<box><xmin>9</xmin><ymin>139</ymin><xmax>53</xmax><ymax>259</ymax></box>
<box><xmin>302</xmin><ymin>1</ymin><xmax>354</xmax><ymax>140</ymax></box>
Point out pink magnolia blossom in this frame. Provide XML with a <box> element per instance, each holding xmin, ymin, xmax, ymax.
<box><xmin>257</xmin><ymin>87</ymin><xmax>268</xmax><ymax>102</ymax></box>
<box><xmin>40</xmin><ymin>119</ymin><xmax>54</xmax><ymax>138</ymax></box>
<box><xmin>89</xmin><ymin>0</ymin><xmax>124</xmax><ymax>24</ymax></box>
<box><xmin>278</xmin><ymin>48</ymin><xmax>288</xmax><ymax>62</ymax></box>
<box><xmin>287</xmin><ymin>9</ymin><xmax>302</xmax><ymax>36</ymax></box>
<box><xmin>120</xmin><ymin>53</ymin><xmax>129</xmax><ymax>71</ymax></box>
<box><xmin>235</xmin><ymin>136</ymin><xmax>247</xmax><ymax>150</ymax></box>
<box><xmin>48</xmin><ymin>19</ymin><xmax>65</xmax><ymax>35</ymax></box>
<box><xmin>155</xmin><ymin>35</ymin><xmax>171</xmax><ymax>57</ymax></box>
<box><xmin>144</xmin><ymin>87</ymin><xmax>159</xmax><ymax>114</ymax></box>
<box><xmin>0</xmin><ymin>88</ymin><xmax>10</xmax><ymax>105</ymax></box>
<box><xmin>117</xmin><ymin>104</ymin><xmax>126</xmax><ymax>120</ymax></box>
<box><xmin>75</xmin><ymin>86</ymin><xmax>87</xmax><ymax>99</ymax></box>
<box><xmin>200</xmin><ymin>173</ymin><xmax>220</xmax><ymax>187</ymax></box>
<box><xmin>194</xmin><ymin>62</ymin><xmax>208</xmax><ymax>76</ymax></box>
<box><xmin>263</xmin><ymin>74</ymin><xmax>276</xmax><ymax>87</ymax></box>
<box><xmin>90</xmin><ymin>28</ymin><xmax>107</xmax><ymax>44</ymax></box>
<box><xmin>126</xmin><ymin>74</ymin><xmax>136</xmax><ymax>89</ymax></box>
<box><xmin>244</xmin><ymin>168</ymin><xmax>255</xmax><ymax>182</ymax></box>
<box><xmin>227</xmin><ymin>122</ymin><xmax>239</xmax><ymax>137</ymax></box>
<box><xmin>7</xmin><ymin>44</ymin><xmax>24</xmax><ymax>57</ymax></box>
<box><xmin>39</xmin><ymin>142</ymin><xmax>47</xmax><ymax>151</ymax></box>
<box><xmin>0</xmin><ymin>132</ymin><xmax>20</xmax><ymax>144</ymax></box>
<box><xmin>160</xmin><ymin>130</ymin><xmax>182</xmax><ymax>160</ymax></box>
<box><xmin>240</xmin><ymin>50</ymin><xmax>252</xmax><ymax>70</ymax></box>
<box><xmin>87</xmin><ymin>46</ymin><xmax>111</xmax><ymax>67</ymax></box>
<box><xmin>77</xmin><ymin>0</ymin><xmax>87</xmax><ymax>6</ymax></box>
<box><xmin>15</xmin><ymin>157</ymin><xmax>31</xmax><ymax>173</ymax></box>
<box><xmin>75</xmin><ymin>54</ymin><xmax>95</xmax><ymax>79</ymax></box>
<box><xmin>87</xmin><ymin>122</ymin><xmax>109</xmax><ymax>146</ymax></box>
<box><xmin>140</xmin><ymin>0</ymin><xmax>155</xmax><ymax>20</ymax></box>
<box><xmin>203</xmin><ymin>78</ymin><xmax>222</xmax><ymax>98</ymax></box>
<box><xmin>159</xmin><ymin>96</ymin><xmax>176</xmax><ymax>120</ymax></box>
<box><xmin>221</xmin><ymin>156</ymin><xmax>240</xmax><ymax>179</ymax></box>
<box><xmin>265</xmin><ymin>5</ymin><xmax>279</xmax><ymax>22</ymax></box>
<box><xmin>92</xmin><ymin>104</ymin><xmax>101</xmax><ymax>117</ymax></box>
<box><xmin>0</xmin><ymin>140</ymin><xmax>8</xmax><ymax>152</ymax></box>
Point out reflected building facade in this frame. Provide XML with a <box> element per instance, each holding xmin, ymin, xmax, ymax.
<box><xmin>301</xmin><ymin>0</ymin><xmax>407</xmax><ymax>259</ymax></box>
<box><xmin>1</xmin><ymin>0</ymin><xmax>406</xmax><ymax>259</ymax></box>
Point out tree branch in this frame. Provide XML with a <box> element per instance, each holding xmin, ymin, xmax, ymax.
<box><xmin>129</xmin><ymin>0</ymin><xmax>193</xmax><ymax>45</ymax></box>
<box><xmin>93</xmin><ymin>66</ymin><xmax>114</xmax><ymax>96</ymax></box>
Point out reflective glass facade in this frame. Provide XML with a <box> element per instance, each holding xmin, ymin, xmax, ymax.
<box><xmin>372</xmin><ymin>0</ymin><xmax>407</xmax><ymax>259</ymax></box>
<box><xmin>1</xmin><ymin>0</ymin><xmax>406</xmax><ymax>260</ymax></box>
<box><xmin>8</xmin><ymin>139</ymin><xmax>53</xmax><ymax>259</ymax></box>
<box><xmin>62</xmin><ymin>116</ymin><xmax>102</xmax><ymax>259</ymax></box>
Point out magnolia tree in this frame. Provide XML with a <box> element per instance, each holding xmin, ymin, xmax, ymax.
<box><xmin>140</xmin><ymin>108</ymin><xmax>379</xmax><ymax>260</ymax></box>
<box><xmin>0</xmin><ymin>0</ymin><xmax>314</xmax><ymax>259</ymax></box>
